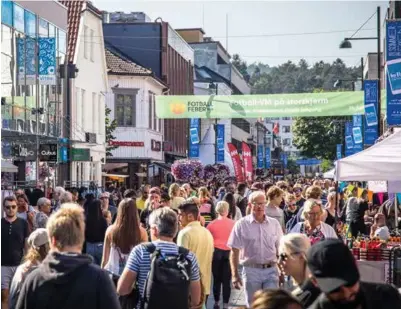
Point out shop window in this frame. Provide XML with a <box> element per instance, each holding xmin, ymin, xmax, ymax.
<box><xmin>84</xmin><ymin>26</ymin><xmax>88</xmax><ymax>59</ymax></box>
<box><xmin>282</xmin><ymin>125</ymin><xmax>291</xmax><ymax>133</ymax></box>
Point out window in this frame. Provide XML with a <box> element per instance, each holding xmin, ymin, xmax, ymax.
<box><xmin>282</xmin><ymin>125</ymin><xmax>291</xmax><ymax>133</ymax></box>
<box><xmin>282</xmin><ymin>117</ymin><xmax>291</xmax><ymax>120</ymax></box>
<box><xmin>148</xmin><ymin>91</ymin><xmax>158</xmax><ymax>131</ymax></box>
<box><xmin>90</xmin><ymin>29</ymin><xmax>94</xmax><ymax>61</ymax></box>
<box><xmin>232</xmin><ymin>119</ymin><xmax>250</xmax><ymax>133</ymax></box>
<box><xmin>92</xmin><ymin>92</ymin><xmax>97</xmax><ymax>133</ymax></box>
<box><xmin>283</xmin><ymin>138</ymin><xmax>292</xmax><ymax>146</ymax></box>
<box><xmin>84</xmin><ymin>26</ymin><xmax>88</xmax><ymax>59</ymax></box>
<box><xmin>75</xmin><ymin>87</ymin><xmax>81</xmax><ymax>137</ymax></box>
<box><xmin>114</xmin><ymin>89</ymin><xmax>138</xmax><ymax>127</ymax></box>
<box><xmin>98</xmin><ymin>94</ymin><xmax>103</xmax><ymax>135</ymax></box>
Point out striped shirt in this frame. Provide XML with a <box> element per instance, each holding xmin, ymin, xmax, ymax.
<box><xmin>126</xmin><ymin>240</ymin><xmax>200</xmax><ymax>299</ymax></box>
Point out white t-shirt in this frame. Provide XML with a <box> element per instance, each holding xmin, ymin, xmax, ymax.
<box><xmin>290</xmin><ymin>221</ymin><xmax>338</xmax><ymax>239</ymax></box>
<box><xmin>233</xmin><ymin>206</ymin><xmax>242</xmax><ymax>221</ymax></box>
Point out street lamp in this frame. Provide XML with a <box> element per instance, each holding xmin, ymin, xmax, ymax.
<box><xmin>339</xmin><ymin>6</ymin><xmax>381</xmax><ymax>135</ymax></box>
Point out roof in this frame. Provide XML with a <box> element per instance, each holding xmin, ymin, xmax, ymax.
<box><xmin>59</xmin><ymin>0</ymin><xmax>85</xmax><ymax>63</ymax></box>
<box><xmin>175</xmin><ymin>28</ymin><xmax>205</xmax><ymax>34</ymax></box>
<box><xmin>105</xmin><ymin>46</ymin><xmax>152</xmax><ymax>75</ymax></box>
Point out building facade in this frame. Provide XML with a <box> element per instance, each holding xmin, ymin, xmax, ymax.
<box><xmin>102</xmin><ymin>12</ymin><xmax>194</xmax><ymax>163</ymax></box>
<box><xmin>1</xmin><ymin>0</ymin><xmax>67</xmax><ymax>188</ymax></box>
<box><xmin>60</xmin><ymin>0</ymin><xmax>108</xmax><ymax>186</ymax></box>
<box><xmin>104</xmin><ymin>46</ymin><xmax>166</xmax><ymax>189</ymax></box>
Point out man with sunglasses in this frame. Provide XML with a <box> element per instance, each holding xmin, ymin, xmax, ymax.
<box><xmin>307</xmin><ymin>239</ymin><xmax>401</xmax><ymax>309</ymax></box>
<box><xmin>2</xmin><ymin>196</ymin><xmax>29</xmax><ymax>309</ymax></box>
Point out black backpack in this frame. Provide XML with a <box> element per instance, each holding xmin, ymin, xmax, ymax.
<box><xmin>142</xmin><ymin>242</ymin><xmax>192</xmax><ymax>309</ymax></box>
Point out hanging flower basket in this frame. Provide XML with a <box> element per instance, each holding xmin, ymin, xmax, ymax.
<box><xmin>171</xmin><ymin>159</ymin><xmax>204</xmax><ymax>185</ymax></box>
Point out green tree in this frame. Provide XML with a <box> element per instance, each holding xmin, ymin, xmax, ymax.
<box><xmin>105</xmin><ymin>106</ymin><xmax>118</xmax><ymax>157</ymax></box>
<box><xmin>231</xmin><ymin>54</ymin><xmax>250</xmax><ymax>81</ymax></box>
<box><xmin>321</xmin><ymin>159</ymin><xmax>334</xmax><ymax>172</ymax></box>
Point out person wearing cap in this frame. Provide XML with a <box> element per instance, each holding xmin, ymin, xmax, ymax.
<box><xmin>9</xmin><ymin>228</ymin><xmax>49</xmax><ymax>309</ymax></box>
<box><xmin>370</xmin><ymin>213</ymin><xmax>390</xmax><ymax>241</ymax></box>
<box><xmin>228</xmin><ymin>190</ymin><xmax>283</xmax><ymax>308</ymax></box>
<box><xmin>307</xmin><ymin>239</ymin><xmax>401</xmax><ymax>309</ymax></box>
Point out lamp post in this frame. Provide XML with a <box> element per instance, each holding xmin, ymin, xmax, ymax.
<box><xmin>208</xmin><ymin>81</ymin><xmax>218</xmax><ymax>164</ymax></box>
<box><xmin>339</xmin><ymin>6</ymin><xmax>381</xmax><ymax>135</ymax></box>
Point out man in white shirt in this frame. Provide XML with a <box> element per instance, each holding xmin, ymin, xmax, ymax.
<box><xmin>370</xmin><ymin>213</ymin><xmax>390</xmax><ymax>241</ymax></box>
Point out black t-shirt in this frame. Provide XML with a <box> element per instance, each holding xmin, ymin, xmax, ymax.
<box><xmin>1</xmin><ymin>217</ymin><xmax>28</xmax><ymax>266</ymax></box>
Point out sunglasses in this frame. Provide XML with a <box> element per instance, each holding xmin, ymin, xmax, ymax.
<box><xmin>289</xmin><ymin>203</ymin><xmax>296</xmax><ymax>207</ymax></box>
<box><xmin>279</xmin><ymin>252</ymin><xmax>301</xmax><ymax>261</ymax></box>
<box><xmin>5</xmin><ymin>205</ymin><xmax>17</xmax><ymax>210</ymax></box>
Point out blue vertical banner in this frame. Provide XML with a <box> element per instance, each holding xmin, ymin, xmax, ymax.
<box><xmin>344</xmin><ymin>121</ymin><xmax>354</xmax><ymax>157</ymax></box>
<box><xmin>188</xmin><ymin>118</ymin><xmax>200</xmax><ymax>158</ymax></box>
<box><xmin>363</xmin><ymin>80</ymin><xmax>379</xmax><ymax>145</ymax></box>
<box><xmin>257</xmin><ymin>145</ymin><xmax>264</xmax><ymax>168</ymax></box>
<box><xmin>283</xmin><ymin>154</ymin><xmax>288</xmax><ymax>169</ymax></box>
<box><xmin>352</xmin><ymin>115</ymin><xmax>363</xmax><ymax>154</ymax></box>
<box><xmin>38</xmin><ymin>38</ymin><xmax>56</xmax><ymax>85</ymax></box>
<box><xmin>216</xmin><ymin>124</ymin><xmax>225</xmax><ymax>163</ymax></box>
<box><xmin>336</xmin><ymin>144</ymin><xmax>342</xmax><ymax>160</ymax></box>
<box><xmin>386</xmin><ymin>20</ymin><xmax>401</xmax><ymax>125</ymax></box>
<box><xmin>17</xmin><ymin>37</ymin><xmax>36</xmax><ymax>85</ymax></box>
<box><xmin>265</xmin><ymin>147</ymin><xmax>271</xmax><ymax>168</ymax></box>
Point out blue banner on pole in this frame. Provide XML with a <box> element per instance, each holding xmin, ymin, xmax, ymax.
<box><xmin>216</xmin><ymin>124</ymin><xmax>225</xmax><ymax>163</ymax></box>
<box><xmin>344</xmin><ymin>121</ymin><xmax>354</xmax><ymax>157</ymax></box>
<box><xmin>295</xmin><ymin>158</ymin><xmax>321</xmax><ymax>166</ymax></box>
<box><xmin>336</xmin><ymin>144</ymin><xmax>342</xmax><ymax>160</ymax></box>
<box><xmin>257</xmin><ymin>145</ymin><xmax>264</xmax><ymax>168</ymax></box>
<box><xmin>386</xmin><ymin>20</ymin><xmax>401</xmax><ymax>125</ymax></box>
<box><xmin>265</xmin><ymin>147</ymin><xmax>271</xmax><ymax>168</ymax></box>
<box><xmin>352</xmin><ymin>115</ymin><xmax>363</xmax><ymax>154</ymax></box>
<box><xmin>363</xmin><ymin>80</ymin><xmax>379</xmax><ymax>145</ymax></box>
<box><xmin>38</xmin><ymin>38</ymin><xmax>56</xmax><ymax>85</ymax></box>
<box><xmin>283</xmin><ymin>154</ymin><xmax>288</xmax><ymax>168</ymax></box>
<box><xmin>188</xmin><ymin>118</ymin><xmax>199</xmax><ymax>158</ymax></box>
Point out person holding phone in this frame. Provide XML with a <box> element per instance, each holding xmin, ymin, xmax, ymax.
<box><xmin>370</xmin><ymin>213</ymin><xmax>390</xmax><ymax>241</ymax></box>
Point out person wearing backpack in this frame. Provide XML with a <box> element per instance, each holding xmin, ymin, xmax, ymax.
<box><xmin>117</xmin><ymin>207</ymin><xmax>201</xmax><ymax>309</ymax></box>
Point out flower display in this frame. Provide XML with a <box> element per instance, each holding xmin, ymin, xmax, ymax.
<box><xmin>171</xmin><ymin>159</ymin><xmax>204</xmax><ymax>185</ymax></box>
<box><xmin>202</xmin><ymin>163</ymin><xmax>231</xmax><ymax>183</ymax></box>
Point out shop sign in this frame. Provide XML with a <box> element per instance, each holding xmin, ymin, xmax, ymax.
<box><xmin>151</xmin><ymin>140</ymin><xmax>161</xmax><ymax>152</ymax></box>
<box><xmin>13</xmin><ymin>144</ymin><xmax>37</xmax><ymax>161</ymax></box>
<box><xmin>109</xmin><ymin>141</ymin><xmax>144</xmax><ymax>147</ymax></box>
<box><xmin>39</xmin><ymin>144</ymin><xmax>57</xmax><ymax>161</ymax></box>
<box><xmin>71</xmin><ymin>148</ymin><xmax>91</xmax><ymax>161</ymax></box>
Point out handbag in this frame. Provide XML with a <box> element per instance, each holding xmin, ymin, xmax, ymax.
<box><xmin>111</xmin><ymin>248</ymin><xmax>140</xmax><ymax>309</ymax></box>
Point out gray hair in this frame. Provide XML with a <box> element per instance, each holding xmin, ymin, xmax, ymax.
<box><xmin>279</xmin><ymin>233</ymin><xmax>310</xmax><ymax>257</ymax></box>
<box><xmin>37</xmin><ymin>197</ymin><xmax>50</xmax><ymax>209</ymax></box>
<box><xmin>301</xmin><ymin>199</ymin><xmax>323</xmax><ymax>220</ymax></box>
<box><xmin>248</xmin><ymin>190</ymin><xmax>266</xmax><ymax>204</ymax></box>
<box><xmin>60</xmin><ymin>191</ymin><xmax>73</xmax><ymax>204</ymax></box>
<box><xmin>148</xmin><ymin>207</ymin><xmax>178</xmax><ymax>238</ymax></box>
<box><xmin>54</xmin><ymin>186</ymin><xmax>65</xmax><ymax>195</ymax></box>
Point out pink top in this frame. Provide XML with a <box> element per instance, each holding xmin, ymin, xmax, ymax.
<box><xmin>207</xmin><ymin>217</ymin><xmax>235</xmax><ymax>251</ymax></box>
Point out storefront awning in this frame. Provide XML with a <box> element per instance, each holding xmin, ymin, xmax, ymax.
<box><xmin>1</xmin><ymin>160</ymin><xmax>18</xmax><ymax>173</ymax></box>
<box><xmin>102</xmin><ymin>172</ymin><xmax>129</xmax><ymax>178</ymax></box>
<box><xmin>103</xmin><ymin>163</ymin><xmax>128</xmax><ymax>172</ymax></box>
<box><xmin>152</xmin><ymin>161</ymin><xmax>172</xmax><ymax>172</ymax></box>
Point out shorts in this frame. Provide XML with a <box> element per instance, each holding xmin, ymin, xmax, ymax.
<box><xmin>1</xmin><ymin>266</ymin><xmax>17</xmax><ymax>290</ymax></box>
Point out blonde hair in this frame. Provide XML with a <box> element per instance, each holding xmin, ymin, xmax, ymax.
<box><xmin>46</xmin><ymin>203</ymin><xmax>85</xmax><ymax>250</ymax></box>
<box><xmin>252</xmin><ymin>289</ymin><xmax>301</xmax><ymax>309</ymax></box>
<box><xmin>248</xmin><ymin>190</ymin><xmax>266</xmax><ymax>204</ymax></box>
<box><xmin>168</xmin><ymin>183</ymin><xmax>180</xmax><ymax>198</ymax></box>
<box><xmin>266</xmin><ymin>186</ymin><xmax>284</xmax><ymax>200</ymax></box>
<box><xmin>301</xmin><ymin>199</ymin><xmax>323</xmax><ymax>220</ymax></box>
<box><xmin>198</xmin><ymin>187</ymin><xmax>209</xmax><ymax>199</ymax></box>
<box><xmin>285</xmin><ymin>193</ymin><xmax>296</xmax><ymax>203</ymax></box>
<box><xmin>305</xmin><ymin>185</ymin><xmax>322</xmax><ymax>199</ymax></box>
<box><xmin>216</xmin><ymin>201</ymin><xmax>229</xmax><ymax>215</ymax></box>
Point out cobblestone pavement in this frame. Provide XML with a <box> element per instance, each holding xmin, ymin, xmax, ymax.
<box><xmin>206</xmin><ymin>286</ymin><xmax>246</xmax><ymax>309</ymax></box>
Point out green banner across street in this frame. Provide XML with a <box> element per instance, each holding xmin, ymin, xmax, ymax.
<box><xmin>156</xmin><ymin>91</ymin><xmax>371</xmax><ymax>119</ymax></box>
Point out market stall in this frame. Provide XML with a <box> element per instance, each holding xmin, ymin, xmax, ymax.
<box><xmin>336</xmin><ymin>129</ymin><xmax>401</xmax><ymax>287</ymax></box>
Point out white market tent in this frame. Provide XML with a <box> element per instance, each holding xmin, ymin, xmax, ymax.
<box><xmin>336</xmin><ymin>129</ymin><xmax>401</xmax><ymax>182</ymax></box>
<box><xmin>323</xmin><ymin>168</ymin><xmax>335</xmax><ymax>179</ymax></box>
<box><xmin>1</xmin><ymin>160</ymin><xmax>18</xmax><ymax>173</ymax></box>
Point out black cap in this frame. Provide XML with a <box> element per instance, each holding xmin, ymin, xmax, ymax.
<box><xmin>307</xmin><ymin>239</ymin><xmax>360</xmax><ymax>293</ymax></box>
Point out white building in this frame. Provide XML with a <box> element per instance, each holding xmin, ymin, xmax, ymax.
<box><xmin>61</xmin><ymin>0</ymin><xmax>108</xmax><ymax>185</ymax></box>
<box><xmin>104</xmin><ymin>46</ymin><xmax>165</xmax><ymax>188</ymax></box>
<box><xmin>265</xmin><ymin>117</ymin><xmax>300</xmax><ymax>156</ymax></box>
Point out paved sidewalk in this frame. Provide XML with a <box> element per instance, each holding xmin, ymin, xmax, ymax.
<box><xmin>206</xmin><ymin>285</ymin><xmax>246</xmax><ymax>309</ymax></box>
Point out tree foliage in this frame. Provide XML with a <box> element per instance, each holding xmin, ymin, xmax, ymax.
<box><xmin>232</xmin><ymin>54</ymin><xmax>250</xmax><ymax>82</ymax></box>
<box><xmin>243</xmin><ymin>58</ymin><xmax>361</xmax><ymax>160</ymax></box>
<box><xmin>105</xmin><ymin>106</ymin><xmax>118</xmax><ymax>157</ymax></box>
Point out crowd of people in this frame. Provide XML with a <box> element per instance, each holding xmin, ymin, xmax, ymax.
<box><xmin>1</xmin><ymin>178</ymin><xmax>401</xmax><ymax>309</ymax></box>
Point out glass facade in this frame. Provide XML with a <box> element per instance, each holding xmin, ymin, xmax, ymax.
<box><xmin>1</xmin><ymin>1</ymin><xmax>66</xmax><ymax>138</ymax></box>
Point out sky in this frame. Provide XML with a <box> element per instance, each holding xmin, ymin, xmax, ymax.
<box><xmin>94</xmin><ymin>0</ymin><xmax>388</xmax><ymax>68</ymax></box>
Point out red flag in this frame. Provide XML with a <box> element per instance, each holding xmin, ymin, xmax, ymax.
<box><xmin>227</xmin><ymin>143</ymin><xmax>245</xmax><ymax>182</ymax></box>
<box><xmin>241</xmin><ymin>142</ymin><xmax>253</xmax><ymax>182</ymax></box>
<box><xmin>273</xmin><ymin>122</ymin><xmax>279</xmax><ymax>135</ymax></box>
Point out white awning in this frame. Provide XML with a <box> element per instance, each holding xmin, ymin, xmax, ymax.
<box><xmin>102</xmin><ymin>172</ymin><xmax>129</xmax><ymax>178</ymax></box>
<box><xmin>1</xmin><ymin>161</ymin><xmax>18</xmax><ymax>173</ymax></box>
